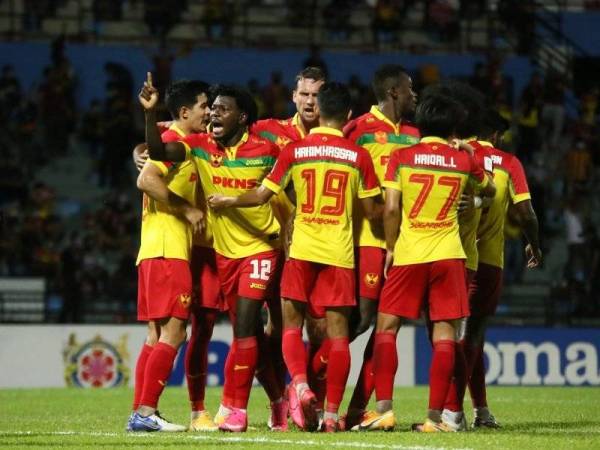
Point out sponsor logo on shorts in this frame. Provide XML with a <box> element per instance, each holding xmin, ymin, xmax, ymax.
<box><xmin>250</xmin><ymin>282</ymin><xmax>266</xmax><ymax>290</ymax></box>
<box><xmin>179</xmin><ymin>293</ymin><xmax>192</xmax><ymax>307</ymax></box>
<box><xmin>364</xmin><ymin>272</ymin><xmax>380</xmax><ymax>287</ymax></box>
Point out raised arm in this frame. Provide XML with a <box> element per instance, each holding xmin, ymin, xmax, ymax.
<box><xmin>138</xmin><ymin>72</ymin><xmax>186</xmax><ymax>162</ymax></box>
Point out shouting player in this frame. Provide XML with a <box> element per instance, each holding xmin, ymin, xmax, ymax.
<box><xmin>141</xmin><ymin>79</ymin><xmax>286</xmax><ymax>432</ymax></box>
<box><xmin>357</xmin><ymin>92</ymin><xmax>495</xmax><ymax>432</ymax></box>
<box><xmin>128</xmin><ymin>78</ymin><xmax>208</xmax><ymax>432</ymax></box>
<box><xmin>209</xmin><ymin>82</ymin><xmax>382</xmax><ymax>432</ymax></box>
<box><xmin>341</xmin><ymin>64</ymin><xmax>419</xmax><ymax>429</ymax></box>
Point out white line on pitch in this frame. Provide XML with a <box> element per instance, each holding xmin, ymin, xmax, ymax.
<box><xmin>0</xmin><ymin>431</ymin><xmax>473</xmax><ymax>449</ymax></box>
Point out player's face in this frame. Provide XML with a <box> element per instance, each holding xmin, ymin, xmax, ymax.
<box><xmin>210</xmin><ymin>95</ymin><xmax>244</xmax><ymax>141</ymax></box>
<box><xmin>293</xmin><ymin>77</ymin><xmax>324</xmax><ymax>125</ymax></box>
<box><xmin>185</xmin><ymin>93</ymin><xmax>210</xmax><ymax>133</ymax></box>
<box><xmin>396</xmin><ymin>75</ymin><xmax>417</xmax><ymax>117</ymax></box>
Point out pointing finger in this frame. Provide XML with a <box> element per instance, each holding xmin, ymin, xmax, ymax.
<box><xmin>147</xmin><ymin>71</ymin><xmax>153</xmax><ymax>87</ymax></box>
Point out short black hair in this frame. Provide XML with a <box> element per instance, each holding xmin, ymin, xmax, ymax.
<box><xmin>480</xmin><ymin>107</ymin><xmax>509</xmax><ymax>139</ymax></box>
<box><xmin>295</xmin><ymin>66</ymin><xmax>327</xmax><ymax>84</ymax></box>
<box><xmin>210</xmin><ymin>84</ymin><xmax>258</xmax><ymax>126</ymax></box>
<box><xmin>421</xmin><ymin>81</ymin><xmax>485</xmax><ymax>138</ymax></box>
<box><xmin>372</xmin><ymin>64</ymin><xmax>409</xmax><ymax>101</ymax></box>
<box><xmin>317</xmin><ymin>82</ymin><xmax>351</xmax><ymax>122</ymax></box>
<box><xmin>415</xmin><ymin>92</ymin><xmax>466</xmax><ymax>138</ymax></box>
<box><xmin>164</xmin><ymin>79</ymin><xmax>210</xmax><ymax>120</ymax></box>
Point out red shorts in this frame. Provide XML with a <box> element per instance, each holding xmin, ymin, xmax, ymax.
<box><xmin>356</xmin><ymin>246</ymin><xmax>385</xmax><ymax>301</ymax></box>
<box><xmin>190</xmin><ymin>246</ymin><xmax>224</xmax><ymax>311</ymax></box>
<box><xmin>281</xmin><ymin>258</ymin><xmax>356</xmax><ymax>319</ymax></box>
<box><xmin>137</xmin><ymin>258</ymin><xmax>192</xmax><ymax>321</ymax></box>
<box><xmin>216</xmin><ymin>250</ymin><xmax>280</xmax><ymax>312</ymax></box>
<box><xmin>468</xmin><ymin>263</ymin><xmax>504</xmax><ymax>317</ymax></box>
<box><xmin>380</xmin><ymin>259</ymin><xmax>469</xmax><ymax>321</ymax></box>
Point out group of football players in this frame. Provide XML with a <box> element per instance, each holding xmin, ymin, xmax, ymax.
<box><xmin>125</xmin><ymin>63</ymin><xmax>542</xmax><ymax>434</ymax></box>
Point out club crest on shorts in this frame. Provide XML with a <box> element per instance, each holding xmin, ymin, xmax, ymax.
<box><xmin>365</xmin><ymin>272</ymin><xmax>380</xmax><ymax>287</ymax></box>
<box><xmin>375</xmin><ymin>131</ymin><xmax>388</xmax><ymax>144</ymax></box>
<box><xmin>179</xmin><ymin>293</ymin><xmax>192</xmax><ymax>307</ymax></box>
<box><xmin>63</xmin><ymin>333</ymin><xmax>129</xmax><ymax>388</ymax></box>
<box><xmin>210</xmin><ymin>153</ymin><xmax>223</xmax><ymax>167</ymax></box>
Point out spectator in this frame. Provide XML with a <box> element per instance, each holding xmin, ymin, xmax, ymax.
<box><xmin>322</xmin><ymin>0</ymin><xmax>353</xmax><ymax>42</ymax></box>
<box><xmin>541</xmin><ymin>71</ymin><xmax>567</xmax><ymax>151</ymax></box>
<box><xmin>302</xmin><ymin>45</ymin><xmax>329</xmax><ymax>79</ymax></box>
<box><xmin>371</xmin><ymin>0</ymin><xmax>401</xmax><ymax>47</ymax></box>
<box><xmin>262</xmin><ymin>71</ymin><xmax>290</xmax><ymax>119</ymax></box>
<box><xmin>202</xmin><ymin>0</ymin><xmax>234</xmax><ymax>42</ymax></box>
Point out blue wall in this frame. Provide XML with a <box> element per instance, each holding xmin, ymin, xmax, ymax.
<box><xmin>0</xmin><ymin>42</ymin><xmax>534</xmax><ymax>109</ymax></box>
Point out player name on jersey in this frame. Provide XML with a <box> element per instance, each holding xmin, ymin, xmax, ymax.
<box><xmin>294</xmin><ymin>145</ymin><xmax>358</xmax><ymax>162</ymax></box>
<box><xmin>414</xmin><ymin>153</ymin><xmax>457</xmax><ymax>168</ymax></box>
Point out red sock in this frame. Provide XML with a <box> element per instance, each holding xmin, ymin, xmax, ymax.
<box><xmin>308</xmin><ymin>339</ymin><xmax>331</xmax><ymax>409</ymax></box>
<box><xmin>256</xmin><ymin>327</ymin><xmax>283</xmax><ymax>402</ymax></box>
<box><xmin>232</xmin><ymin>336</ymin><xmax>258</xmax><ymax>409</ymax></box>
<box><xmin>310</xmin><ymin>339</ymin><xmax>331</xmax><ymax>374</ymax></box>
<box><xmin>325</xmin><ymin>337</ymin><xmax>350</xmax><ymax>414</ymax></box>
<box><xmin>132</xmin><ymin>343</ymin><xmax>153</xmax><ymax>410</ymax></box>
<box><xmin>282</xmin><ymin>327</ymin><xmax>307</xmax><ymax>383</ymax></box>
<box><xmin>429</xmin><ymin>340</ymin><xmax>456</xmax><ymax>411</ymax></box>
<box><xmin>349</xmin><ymin>330</ymin><xmax>375</xmax><ymax>411</ymax></box>
<box><xmin>373</xmin><ymin>331</ymin><xmax>397</xmax><ymax>402</ymax></box>
<box><xmin>221</xmin><ymin>341</ymin><xmax>236</xmax><ymax>407</ymax></box>
<box><xmin>468</xmin><ymin>343</ymin><xmax>488</xmax><ymax>408</ymax></box>
<box><xmin>443</xmin><ymin>339</ymin><xmax>467</xmax><ymax>412</ymax></box>
<box><xmin>185</xmin><ymin>308</ymin><xmax>217</xmax><ymax>412</ymax></box>
<box><xmin>139</xmin><ymin>342</ymin><xmax>178</xmax><ymax>409</ymax></box>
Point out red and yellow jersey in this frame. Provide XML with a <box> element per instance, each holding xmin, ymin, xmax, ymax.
<box><xmin>251</xmin><ymin>113</ymin><xmax>306</xmax><ymax>150</ymax></box>
<box><xmin>263</xmin><ymin>127</ymin><xmax>381</xmax><ymax>269</ymax></box>
<box><xmin>478</xmin><ymin>147</ymin><xmax>531</xmax><ymax>269</ymax></box>
<box><xmin>458</xmin><ymin>140</ymin><xmax>494</xmax><ymax>271</ymax></box>
<box><xmin>344</xmin><ymin>105</ymin><xmax>420</xmax><ymax>248</ymax></box>
<box><xmin>180</xmin><ymin>131</ymin><xmax>281</xmax><ymax>259</ymax></box>
<box><xmin>136</xmin><ymin>125</ymin><xmax>198</xmax><ymax>265</ymax></box>
<box><xmin>383</xmin><ymin>137</ymin><xmax>488</xmax><ymax>266</ymax></box>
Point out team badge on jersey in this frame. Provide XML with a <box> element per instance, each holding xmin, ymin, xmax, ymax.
<box><xmin>365</xmin><ymin>272</ymin><xmax>380</xmax><ymax>287</ymax></box>
<box><xmin>63</xmin><ymin>333</ymin><xmax>129</xmax><ymax>388</ymax></box>
<box><xmin>179</xmin><ymin>293</ymin><xmax>192</xmax><ymax>307</ymax></box>
<box><xmin>276</xmin><ymin>136</ymin><xmax>291</xmax><ymax>148</ymax></box>
<box><xmin>210</xmin><ymin>153</ymin><xmax>223</xmax><ymax>167</ymax></box>
<box><xmin>375</xmin><ymin>131</ymin><xmax>388</xmax><ymax>144</ymax></box>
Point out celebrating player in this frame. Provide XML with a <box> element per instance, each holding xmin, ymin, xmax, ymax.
<box><xmin>209</xmin><ymin>82</ymin><xmax>383</xmax><ymax>432</ymax></box>
<box><xmin>341</xmin><ymin>64</ymin><xmax>419</xmax><ymax>430</ymax></box>
<box><xmin>128</xmin><ymin>78</ymin><xmax>208</xmax><ymax>432</ymax></box>
<box><xmin>462</xmin><ymin>108</ymin><xmax>542</xmax><ymax>427</ymax></box>
<box><xmin>357</xmin><ymin>92</ymin><xmax>495</xmax><ymax>432</ymax></box>
<box><xmin>141</xmin><ymin>78</ymin><xmax>287</xmax><ymax>432</ymax></box>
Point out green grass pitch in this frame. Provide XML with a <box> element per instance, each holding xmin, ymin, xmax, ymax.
<box><xmin>0</xmin><ymin>386</ymin><xmax>598</xmax><ymax>449</ymax></box>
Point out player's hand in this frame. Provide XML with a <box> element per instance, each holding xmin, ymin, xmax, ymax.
<box><xmin>139</xmin><ymin>72</ymin><xmax>159</xmax><ymax>111</ymax></box>
<box><xmin>182</xmin><ymin>206</ymin><xmax>205</xmax><ymax>235</ymax></box>
<box><xmin>384</xmin><ymin>250</ymin><xmax>394</xmax><ymax>279</ymax></box>
<box><xmin>133</xmin><ymin>143</ymin><xmax>149</xmax><ymax>171</ymax></box>
<box><xmin>451</xmin><ymin>139</ymin><xmax>474</xmax><ymax>156</ymax></box>
<box><xmin>458</xmin><ymin>193</ymin><xmax>474</xmax><ymax>214</ymax></box>
<box><xmin>208</xmin><ymin>194</ymin><xmax>235</xmax><ymax>210</ymax></box>
<box><xmin>525</xmin><ymin>244</ymin><xmax>542</xmax><ymax>268</ymax></box>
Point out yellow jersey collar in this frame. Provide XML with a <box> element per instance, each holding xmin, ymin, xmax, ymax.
<box><xmin>420</xmin><ymin>136</ymin><xmax>449</xmax><ymax>145</ymax></box>
<box><xmin>169</xmin><ymin>123</ymin><xmax>187</xmax><ymax>137</ymax></box>
<box><xmin>478</xmin><ymin>140</ymin><xmax>494</xmax><ymax>147</ymax></box>
<box><xmin>223</xmin><ymin>131</ymin><xmax>249</xmax><ymax>160</ymax></box>
<box><xmin>292</xmin><ymin>113</ymin><xmax>306</xmax><ymax>138</ymax></box>
<box><xmin>309</xmin><ymin>126</ymin><xmax>344</xmax><ymax>137</ymax></box>
<box><xmin>370</xmin><ymin>105</ymin><xmax>399</xmax><ymax>134</ymax></box>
